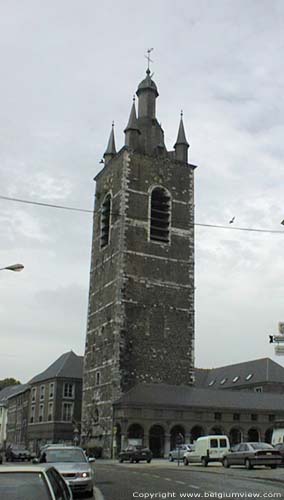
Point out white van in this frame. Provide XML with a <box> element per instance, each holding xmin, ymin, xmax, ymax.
<box><xmin>272</xmin><ymin>428</ymin><xmax>284</xmax><ymax>445</ymax></box>
<box><xmin>183</xmin><ymin>435</ymin><xmax>230</xmax><ymax>467</ymax></box>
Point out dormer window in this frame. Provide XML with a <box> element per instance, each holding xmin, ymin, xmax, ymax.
<box><xmin>101</xmin><ymin>193</ymin><xmax>111</xmax><ymax>248</ymax></box>
<box><xmin>150</xmin><ymin>187</ymin><xmax>171</xmax><ymax>243</ymax></box>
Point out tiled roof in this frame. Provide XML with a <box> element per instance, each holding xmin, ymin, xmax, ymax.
<box><xmin>0</xmin><ymin>385</ymin><xmax>21</xmax><ymax>404</ymax></box>
<box><xmin>29</xmin><ymin>351</ymin><xmax>83</xmax><ymax>384</ymax></box>
<box><xmin>7</xmin><ymin>383</ymin><xmax>30</xmax><ymax>397</ymax></box>
<box><xmin>115</xmin><ymin>383</ymin><xmax>284</xmax><ymax>412</ymax></box>
<box><xmin>195</xmin><ymin>358</ymin><xmax>284</xmax><ymax>389</ymax></box>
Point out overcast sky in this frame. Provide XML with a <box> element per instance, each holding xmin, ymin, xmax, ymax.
<box><xmin>1</xmin><ymin>0</ymin><xmax>284</xmax><ymax>382</ymax></box>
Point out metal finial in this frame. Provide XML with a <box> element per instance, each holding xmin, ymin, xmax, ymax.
<box><xmin>145</xmin><ymin>48</ymin><xmax>154</xmax><ymax>71</ymax></box>
<box><xmin>133</xmin><ymin>95</ymin><xmax>135</xmax><ymax>102</ymax></box>
<box><xmin>112</xmin><ymin>121</ymin><xmax>114</xmax><ymax>128</ymax></box>
<box><xmin>181</xmin><ymin>110</ymin><xmax>183</xmax><ymax>118</ymax></box>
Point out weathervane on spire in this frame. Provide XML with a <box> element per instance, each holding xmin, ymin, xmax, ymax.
<box><xmin>145</xmin><ymin>48</ymin><xmax>154</xmax><ymax>72</ymax></box>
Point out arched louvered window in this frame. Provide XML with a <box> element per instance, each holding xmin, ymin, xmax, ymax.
<box><xmin>150</xmin><ymin>187</ymin><xmax>171</xmax><ymax>243</ymax></box>
<box><xmin>101</xmin><ymin>193</ymin><xmax>111</xmax><ymax>248</ymax></box>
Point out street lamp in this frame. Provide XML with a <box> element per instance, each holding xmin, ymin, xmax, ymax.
<box><xmin>0</xmin><ymin>263</ymin><xmax>24</xmax><ymax>272</ymax></box>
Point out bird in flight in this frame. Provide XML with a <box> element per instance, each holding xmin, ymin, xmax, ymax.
<box><xmin>229</xmin><ymin>217</ymin><xmax>235</xmax><ymax>224</ymax></box>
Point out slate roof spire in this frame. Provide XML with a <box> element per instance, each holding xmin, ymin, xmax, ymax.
<box><xmin>104</xmin><ymin>122</ymin><xmax>116</xmax><ymax>165</ymax></box>
<box><xmin>124</xmin><ymin>97</ymin><xmax>140</xmax><ymax>150</ymax></box>
<box><xmin>174</xmin><ymin>111</ymin><xmax>189</xmax><ymax>162</ymax></box>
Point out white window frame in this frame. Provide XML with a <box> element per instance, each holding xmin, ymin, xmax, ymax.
<box><xmin>39</xmin><ymin>403</ymin><xmax>44</xmax><ymax>422</ymax></box>
<box><xmin>48</xmin><ymin>402</ymin><xmax>54</xmax><ymax>422</ymax></box>
<box><xmin>31</xmin><ymin>387</ymin><xmax>37</xmax><ymax>402</ymax></box>
<box><xmin>49</xmin><ymin>382</ymin><xmax>55</xmax><ymax>400</ymax></box>
<box><xmin>63</xmin><ymin>383</ymin><xmax>75</xmax><ymax>399</ymax></box>
<box><xmin>30</xmin><ymin>405</ymin><xmax>35</xmax><ymax>423</ymax></box>
<box><xmin>62</xmin><ymin>402</ymin><xmax>74</xmax><ymax>422</ymax></box>
<box><xmin>40</xmin><ymin>385</ymin><xmax>45</xmax><ymax>401</ymax></box>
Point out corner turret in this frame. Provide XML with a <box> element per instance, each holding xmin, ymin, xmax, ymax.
<box><xmin>124</xmin><ymin>98</ymin><xmax>140</xmax><ymax>150</ymax></box>
<box><xmin>174</xmin><ymin>112</ymin><xmax>189</xmax><ymax>163</ymax></box>
<box><xmin>103</xmin><ymin>122</ymin><xmax>116</xmax><ymax>165</ymax></box>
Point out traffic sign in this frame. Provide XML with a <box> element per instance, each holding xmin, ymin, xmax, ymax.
<box><xmin>279</xmin><ymin>322</ymin><xmax>284</xmax><ymax>335</ymax></box>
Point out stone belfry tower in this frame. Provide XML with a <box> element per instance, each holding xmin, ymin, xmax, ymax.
<box><xmin>82</xmin><ymin>67</ymin><xmax>196</xmax><ymax>453</ymax></box>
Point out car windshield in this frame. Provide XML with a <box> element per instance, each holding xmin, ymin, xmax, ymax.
<box><xmin>44</xmin><ymin>448</ymin><xmax>87</xmax><ymax>463</ymax></box>
<box><xmin>250</xmin><ymin>443</ymin><xmax>273</xmax><ymax>450</ymax></box>
<box><xmin>0</xmin><ymin>472</ymin><xmax>50</xmax><ymax>500</ymax></box>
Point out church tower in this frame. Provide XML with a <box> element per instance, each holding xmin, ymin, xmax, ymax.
<box><xmin>82</xmin><ymin>68</ymin><xmax>196</xmax><ymax>454</ymax></box>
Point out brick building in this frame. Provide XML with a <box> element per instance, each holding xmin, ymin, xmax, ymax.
<box><xmin>82</xmin><ymin>68</ymin><xmax>196</xmax><ymax>455</ymax></box>
<box><xmin>82</xmin><ymin>67</ymin><xmax>284</xmax><ymax>458</ymax></box>
<box><xmin>27</xmin><ymin>351</ymin><xmax>83</xmax><ymax>452</ymax></box>
<box><xmin>6</xmin><ymin>384</ymin><xmax>30</xmax><ymax>447</ymax></box>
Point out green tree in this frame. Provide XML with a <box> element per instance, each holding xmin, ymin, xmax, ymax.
<box><xmin>0</xmin><ymin>378</ymin><xmax>21</xmax><ymax>391</ymax></box>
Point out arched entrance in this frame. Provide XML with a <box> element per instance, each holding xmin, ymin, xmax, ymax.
<box><xmin>170</xmin><ymin>425</ymin><xmax>185</xmax><ymax>449</ymax></box>
<box><xmin>265</xmin><ymin>428</ymin><xmax>273</xmax><ymax>444</ymax></box>
<box><xmin>149</xmin><ymin>425</ymin><xmax>165</xmax><ymax>458</ymax></box>
<box><xmin>229</xmin><ymin>428</ymin><xmax>242</xmax><ymax>445</ymax></box>
<box><xmin>127</xmin><ymin>423</ymin><xmax>144</xmax><ymax>444</ymax></box>
<box><xmin>210</xmin><ymin>426</ymin><xmax>223</xmax><ymax>435</ymax></box>
<box><xmin>247</xmin><ymin>428</ymin><xmax>259</xmax><ymax>442</ymax></box>
<box><xmin>190</xmin><ymin>426</ymin><xmax>204</xmax><ymax>443</ymax></box>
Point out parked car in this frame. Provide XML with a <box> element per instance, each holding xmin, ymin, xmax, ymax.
<box><xmin>183</xmin><ymin>435</ymin><xmax>230</xmax><ymax>466</ymax></box>
<box><xmin>222</xmin><ymin>442</ymin><xmax>282</xmax><ymax>469</ymax></box>
<box><xmin>37</xmin><ymin>445</ymin><xmax>95</xmax><ymax>498</ymax></box>
<box><xmin>5</xmin><ymin>445</ymin><xmax>31</xmax><ymax>462</ymax></box>
<box><xmin>119</xmin><ymin>445</ymin><xmax>152</xmax><ymax>463</ymax></box>
<box><xmin>274</xmin><ymin>443</ymin><xmax>284</xmax><ymax>464</ymax></box>
<box><xmin>169</xmin><ymin>444</ymin><xmax>193</xmax><ymax>462</ymax></box>
<box><xmin>0</xmin><ymin>465</ymin><xmax>73</xmax><ymax>499</ymax></box>
<box><xmin>0</xmin><ymin>455</ymin><xmax>2</xmax><ymax>465</ymax></box>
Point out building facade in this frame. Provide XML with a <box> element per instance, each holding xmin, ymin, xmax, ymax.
<box><xmin>113</xmin><ymin>383</ymin><xmax>284</xmax><ymax>457</ymax></box>
<box><xmin>6</xmin><ymin>384</ymin><xmax>30</xmax><ymax>447</ymax></box>
<box><xmin>27</xmin><ymin>351</ymin><xmax>83</xmax><ymax>452</ymax></box>
<box><xmin>82</xmin><ymin>69</ymin><xmax>196</xmax><ymax>455</ymax></box>
<box><xmin>0</xmin><ymin>385</ymin><xmax>22</xmax><ymax>450</ymax></box>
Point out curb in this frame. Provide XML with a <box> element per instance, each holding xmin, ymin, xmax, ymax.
<box><xmin>94</xmin><ymin>485</ymin><xmax>105</xmax><ymax>500</ymax></box>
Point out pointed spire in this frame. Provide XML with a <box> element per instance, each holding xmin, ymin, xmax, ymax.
<box><xmin>104</xmin><ymin>122</ymin><xmax>116</xmax><ymax>165</ymax></box>
<box><xmin>174</xmin><ymin>111</ymin><xmax>189</xmax><ymax>163</ymax></box>
<box><xmin>175</xmin><ymin>111</ymin><xmax>189</xmax><ymax>146</ymax></box>
<box><xmin>124</xmin><ymin>98</ymin><xmax>140</xmax><ymax>150</ymax></box>
<box><xmin>124</xmin><ymin>97</ymin><xmax>139</xmax><ymax>132</ymax></box>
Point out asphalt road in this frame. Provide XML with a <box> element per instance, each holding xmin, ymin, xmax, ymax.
<box><xmin>94</xmin><ymin>461</ymin><xmax>284</xmax><ymax>500</ymax></box>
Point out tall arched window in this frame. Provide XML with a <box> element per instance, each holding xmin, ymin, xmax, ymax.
<box><xmin>101</xmin><ymin>193</ymin><xmax>111</xmax><ymax>248</ymax></box>
<box><xmin>150</xmin><ymin>187</ymin><xmax>171</xmax><ymax>243</ymax></box>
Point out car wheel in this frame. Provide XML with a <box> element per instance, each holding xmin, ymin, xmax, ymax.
<box><xmin>245</xmin><ymin>458</ymin><xmax>252</xmax><ymax>470</ymax></box>
<box><xmin>183</xmin><ymin>457</ymin><xmax>189</xmax><ymax>466</ymax></box>
<box><xmin>130</xmin><ymin>457</ymin><xmax>135</xmax><ymax>463</ymax></box>
<box><xmin>169</xmin><ymin>454</ymin><xmax>174</xmax><ymax>462</ymax></box>
<box><xmin>147</xmin><ymin>459</ymin><xmax>151</xmax><ymax>463</ymax></box>
<box><xmin>85</xmin><ymin>489</ymin><xmax>94</xmax><ymax>498</ymax></box>
<box><xmin>223</xmin><ymin>458</ymin><xmax>230</xmax><ymax>468</ymax></box>
<box><xmin>201</xmin><ymin>457</ymin><xmax>208</xmax><ymax>467</ymax></box>
<box><xmin>119</xmin><ymin>458</ymin><xmax>123</xmax><ymax>463</ymax></box>
<box><xmin>270</xmin><ymin>465</ymin><xmax>277</xmax><ymax>469</ymax></box>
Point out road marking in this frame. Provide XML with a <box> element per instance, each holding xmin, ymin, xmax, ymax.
<box><xmin>176</xmin><ymin>480</ymin><xmax>186</xmax><ymax>485</ymax></box>
<box><xmin>164</xmin><ymin>478</ymin><xmax>172</xmax><ymax>481</ymax></box>
<box><xmin>188</xmin><ymin>484</ymin><xmax>200</xmax><ymax>489</ymax></box>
